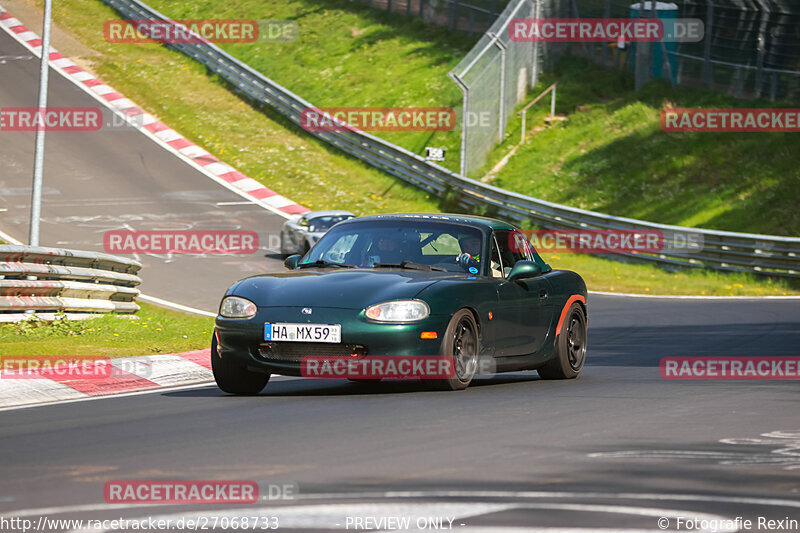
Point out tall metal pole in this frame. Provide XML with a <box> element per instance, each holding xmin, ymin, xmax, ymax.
<box><xmin>29</xmin><ymin>0</ymin><xmax>53</xmax><ymax>247</ymax></box>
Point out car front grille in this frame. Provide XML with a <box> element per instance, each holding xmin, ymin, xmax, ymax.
<box><xmin>257</xmin><ymin>342</ymin><xmax>367</xmax><ymax>362</ymax></box>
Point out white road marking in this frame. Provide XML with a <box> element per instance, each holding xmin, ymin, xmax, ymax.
<box><xmin>0</xmin><ymin>382</ymin><xmax>217</xmax><ymax>413</ymax></box>
<box><xmin>136</xmin><ymin>294</ymin><xmax>216</xmax><ymax>317</ymax></box>
<box><xmin>591</xmin><ymin>429</ymin><xmax>800</xmax><ymax>471</ymax></box>
<box><xmin>0</xmin><ymin>380</ymin><xmax>87</xmax><ymax>407</ymax></box>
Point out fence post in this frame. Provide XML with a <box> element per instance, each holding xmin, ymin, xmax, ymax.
<box><xmin>633</xmin><ymin>3</ymin><xmax>651</xmax><ymax>91</ymax></box>
<box><xmin>703</xmin><ymin>1</ymin><xmax>714</xmax><ymax>88</ymax></box>
<box><xmin>531</xmin><ymin>0</ymin><xmax>539</xmax><ymax>87</ymax></box>
<box><xmin>494</xmin><ymin>34</ymin><xmax>507</xmax><ymax>143</ymax></box>
<box><xmin>550</xmin><ymin>84</ymin><xmax>556</xmax><ymax>119</ymax></box>
<box><xmin>387</xmin><ymin>0</ymin><xmax>392</xmax><ymax>11</ymax></box>
<box><xmin>419</xmin><ymin>0</ymin><xmax>425</xmax><ymax>18</ymax></box>
<box><xmin>754</xmin><ymin>3</ymin><xmax>770</xmax><ymax>98</ymax></box>
<box><xmin>449</xmin><ymin>0</ymin><xmax>459</xmax><ymax>30</ymax></box>
<box><xmin>601</xmin><ymin>0</ymin><xmax>611</xmax><ymax>66</ymax></box>
<box><xmin>450</xmin><ymin>72</ymin><xmax>470</xmax><ymax>176</ymax></box>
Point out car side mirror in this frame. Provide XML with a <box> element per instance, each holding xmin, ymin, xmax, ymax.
<box><xmin>507</xmin><ymin>260</ymin><xmax>542</xmax><ymax>282</ymax></box>
<box><xmin>284</xmin><ymin>254</ymin><xmax>301</xmax><ymax>270</ymax></box>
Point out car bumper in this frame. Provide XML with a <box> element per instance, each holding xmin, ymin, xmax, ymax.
<box><xmin>215</xmin><ymin>307</ymin><xmax>451</xmax><ymax>377</ymax></box>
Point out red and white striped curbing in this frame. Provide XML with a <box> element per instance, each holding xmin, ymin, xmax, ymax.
<box><xmin>0</xmin><ymin>350</ymin><xmax>214</xmax><ymax>409</ymax></box>
<box><xmin>0</xmin><ymin>5</ymin><xmax>309</xmax><ymax>218</ymax></box>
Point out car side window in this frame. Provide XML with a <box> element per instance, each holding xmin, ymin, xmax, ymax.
<box><xmin>322</xmin><ymin>234</ymin><xmax>358</xmax><ymax>263</ymax></box>
<box><xmin>492</xmin><ymin>230</ymin><xmax>528</xmax><ymax>278</ymax></box>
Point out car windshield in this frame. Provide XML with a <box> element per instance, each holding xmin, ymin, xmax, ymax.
<box><xmin>300</xmin><ymin>219</ymin><xmax>485</xmax><ymax>273</ymax></box>
<box><xmin>308</xmin><ymin>215</ymin><xmax>353</xmax><ymax>233</ymax></box>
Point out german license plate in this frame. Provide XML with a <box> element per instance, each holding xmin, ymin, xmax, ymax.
<box><xmin>264</xmin><ymin>323</ymin><xmax>342</xmax><ymax>343</ymax></box>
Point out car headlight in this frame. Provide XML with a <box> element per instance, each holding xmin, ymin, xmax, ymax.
<box><xmin>219</xmin><ymin>296</ymin><xmax>257</xmax><ymax>319</ymax></box>
<box><xmin>365</xmin><ymin>300</ymin><xmax>429</xmax><ymax>323</ymax></box>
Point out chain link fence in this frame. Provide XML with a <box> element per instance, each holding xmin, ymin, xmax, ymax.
<box><xmin>444</xmin><ymin>0</ymin><xmax>800</xmax><ymax>176</ymax></box>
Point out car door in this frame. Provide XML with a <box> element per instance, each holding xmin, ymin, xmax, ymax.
<box><xmin>491</xmin><ymin>230</ymin><xmax>552</xmax><ymax>356</ymax></box>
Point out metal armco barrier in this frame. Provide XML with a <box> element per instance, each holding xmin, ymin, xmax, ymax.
<box><xmin>0</xmin><ymin>245</ymin><xmax>142</xmax><ymax>318</ymax></box>
<box><xmin>101</xmin><ymin>0</ymin><xmax>800</xmax><ymax>278</ymax></box>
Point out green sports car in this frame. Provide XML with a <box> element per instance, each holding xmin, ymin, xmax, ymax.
<box><xmin>212</xmin><ymin>213</ymin><xmax>587</xmax><ymax>393</ymax></box>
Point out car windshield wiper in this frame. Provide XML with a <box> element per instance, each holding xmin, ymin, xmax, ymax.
<box><xmin>372</xmin><ymin>261</ymin><xmax>446</xmax><ymax>272</ymax></box>
<box><xmin>297</xmin><ymin>259</ymin><xmax>355</xmax><ymax>269</ymax></box>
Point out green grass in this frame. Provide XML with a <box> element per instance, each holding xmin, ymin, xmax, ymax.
<box><xmin>0</xmin><ymin>303</ymin><xmax>213</xmax><ymax>356</ymax></box>
<box><xmin>140</xmin><ymin>0</ymin><xmax>474</xmax><ymax>172</ymax></box>
<box><xmin>484</xmin><ymin>56</ymin><xmax>800</xmax><ymax>237</ymax></box>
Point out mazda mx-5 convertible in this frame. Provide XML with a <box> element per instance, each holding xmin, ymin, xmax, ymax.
<box><xmin>212</xmin><ymin>213</ymin><xmax>587</xmax><ymax>393</ymax></box>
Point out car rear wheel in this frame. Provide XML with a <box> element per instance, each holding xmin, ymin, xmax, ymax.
<box><xmin>538</xmin><ymin>303</ymin><xmax>586</xmax><ymax>380</ymax></box>
<box><xmin>211</xmin><ymin>334</ymin><xmax>270</xmax><ymax>395</ymax></box>
<box><xmin>428</xmin><ymin>309</ymin><xmax>479</xmax><ymax>391</ymax></box>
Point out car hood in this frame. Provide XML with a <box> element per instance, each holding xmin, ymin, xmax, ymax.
<box><xmin>228</xmin><ymin>268</ymin><xmax>465</xmax><ymax>309</ymax></box>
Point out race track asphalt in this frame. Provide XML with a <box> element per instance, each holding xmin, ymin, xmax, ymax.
<box><xmin>1</xmin><ymin>295</ymin><xmax>798</xmax><ymax>530</ymax></box>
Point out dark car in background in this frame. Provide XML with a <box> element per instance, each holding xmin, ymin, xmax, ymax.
<box><xmin>279</xmin><ymin>210</ymin><xmax>355</xmax><ymax>256</ymax></box>
<box><xmin>214</xmin><ymin>213</ymin><xmax>587</xmax><ymax>393</ymax></box>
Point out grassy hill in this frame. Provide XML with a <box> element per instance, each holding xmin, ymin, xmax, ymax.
<box><xmin>484</xmin><ymin>57</ymin><xmax>800</xmax><ymax>237</ymax></box>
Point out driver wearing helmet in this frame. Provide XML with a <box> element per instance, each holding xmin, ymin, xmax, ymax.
<box><xmin>366</xmin><ymin>231</ymin><xmax>403</xmax><ymax>266</ymax></box>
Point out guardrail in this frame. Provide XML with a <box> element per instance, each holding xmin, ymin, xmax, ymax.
<box><xmin>100</xmin><ymin>0</ymin><xmax>800</xmax><ymax>278</ymax></box>
<box><xmin>0</xmin><ymin>245</ymin><xmax>142</xmax><ymax>320</ymax></box>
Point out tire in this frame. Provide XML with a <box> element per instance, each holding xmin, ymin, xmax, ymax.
<box><xmin>538</xmin><ymin>302</ymin><xmax>587</xmax><ymax>380</ymax></box>
<box><xmin>211</xmin><ymin>334</ymin><xmax>270</xmax><ymax>395</ymax></box>
<box><xmin>428</xmin><ymin>309</ymin><xmax>479</xmax><ymax>391</ymax></box>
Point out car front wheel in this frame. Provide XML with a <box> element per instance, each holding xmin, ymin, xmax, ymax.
<box><xmin>211</xmin><ymin>334</ymin><xmax>270</xmax><ymax>395</ymax></box>
<box><xmin>428</xmin><ymin>309</ymin><xmax>479</xmax><ymax>391</ymax></box>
